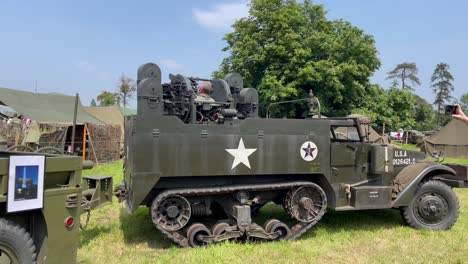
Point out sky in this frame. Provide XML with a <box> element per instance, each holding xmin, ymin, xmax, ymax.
<box><xmin>0</xmin><ymin>0</ymin><xmax>467</xmax><ymax>110</ymax></box>
<box><xmin>16</xmin><ymin>165</ymin><xmax>38</xmax><ymax>186</ymax></box>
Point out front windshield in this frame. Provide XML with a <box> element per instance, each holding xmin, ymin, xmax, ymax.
<box><xmin>331</xmin><ymin>126</ymin><xmax>361</xmax><ymax>142</ymax></box>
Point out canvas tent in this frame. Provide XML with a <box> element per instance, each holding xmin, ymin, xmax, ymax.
<box><xmin>85</xmin><ymin>106</ymin><xmax>123</xmax><ymax>129</ymax></box>
<box><xmin>0</xmin><ymin>87</ymin><xmax>121</xmax><ymax>163</ymax></box>
<box><xmin>120</xmin><ymin>107</ymin><xmax>137</xmax><ymax>116</ymax></box>
<box><xmin>85</xmin><ymin>106</ymin><xmax>124</xmax><ymax>144</ymax></box>
<box><xmin>0</xmin><ymin>87</ymin><xmax>100</xmax><ymax>150</ymax></box>
<box><xmin>422</xmin><ymin>119</ymin><xmax>468</xmax><ymax>158</ymax></box>
<box><xmin>0</xmin><ymin>87</ymin><xmax>100</xmax><ymax>124</ymax></box>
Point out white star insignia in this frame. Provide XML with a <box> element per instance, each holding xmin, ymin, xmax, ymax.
<box><xmin>226</xmin><ymin>138</ymin><xmax>257</xmax><ymax>169</ymax></box>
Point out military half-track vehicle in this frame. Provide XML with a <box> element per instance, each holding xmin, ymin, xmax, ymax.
<box><xmin>0</xmin><ymin>151</ymin><xmax>112</xmax><ymax>263</ymax></box>
<box><xmin>115</xmin><ymin>62</ymin><xmax>468</xmax><ymax>247</ymax></box>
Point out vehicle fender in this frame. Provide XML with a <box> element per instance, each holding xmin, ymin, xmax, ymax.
<box><xmin>392</xmin><ymin>162</ymin><xmax>455</xmax><ymax>207</ymax></box>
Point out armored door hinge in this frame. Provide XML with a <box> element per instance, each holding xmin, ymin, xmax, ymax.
<box><xmin>309</xmin><ymin>132</ymin><xmax>315</xmax><ymax>139</ymax></box>
<box><xmin>152</xmin><ymin>129</ymin><xmax>160</xmax><ymax>138</ymax></box>
<box><xmin>258</xmin><ymin>130</ymin><xmax>264</xmax><ymax>139</ymax></box>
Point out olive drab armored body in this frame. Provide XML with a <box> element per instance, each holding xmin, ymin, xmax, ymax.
<box><xmin>115</xmin><ymin>62</ymin><xmax>468</xmax><ymax>247</ymax></box>
<box><xmin>0</xmin><ymin>152</ymin><xmax>112</xmax><ymax>263</ymax></box>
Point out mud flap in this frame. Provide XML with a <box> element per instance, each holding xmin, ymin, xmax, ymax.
<box><xmin>125</xmin><ymin>172</ymin><xmax>160</xmax><ymax>213</ymax></box>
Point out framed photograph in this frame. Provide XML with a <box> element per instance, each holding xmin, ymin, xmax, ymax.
<box><xmin>7</xmin><ymin>155</ymin><xmax>45</xmax><ymax>213</ymax></box>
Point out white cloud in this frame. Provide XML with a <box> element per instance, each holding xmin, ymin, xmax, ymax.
<box><xmin>160</xmin><ymin>59</ymin><xmax>182</xmax><ymax>70</ymax></box>
<box><xmin>193</xmin><ymin>2</ymin><xmax>249</xmax><ymax>30</ymax></box>
<box><xmin>76</xmin><ymin>61</ymin><xmax>96</xmax><ymax>73</ymax></box>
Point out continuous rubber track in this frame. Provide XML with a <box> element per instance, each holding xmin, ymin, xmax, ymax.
<box><xmin>151</xmin><ymin>181</ymin><xmax>327</xmax><ymax>247</ymax></box>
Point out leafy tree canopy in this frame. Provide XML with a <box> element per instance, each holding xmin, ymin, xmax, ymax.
<box><xmin>459</xmin><ymin>92</ymin><xmax>468</xmax><ymax>111</ymax></box>
<box><xmin>116</xmin><ymin>74</ymin><xmax>136</xmax><ymax>107</ymax></box>
<box><xmin>90</xmin><ymin>99</ymin><xmax>97</xmax><ymax>107</ymax></box>
<box><xmin>386</xmin><ymin>62</ymin><xmax>420</xmax><ymax>91</ymax></box>
<box><xmin>96</xmin><ymin>91</ymin><xmax>117</xmax><ymax>106</ymax></box>
<box><xmin>353</xmin><ymin>86</ymin><xmax>416</xmax><ymax>130</ymax></box>
<box><xmin>412</xmin><ymin>94</ymin><xmax>436</xmax><ymax>131</ymax></box>
<box><xmin>215</xmin><ymin>0</ymin><xmax>380</xmax><ymax>117</ymax></box>
<box><xmin>431</xmin><ymin>62</ymin><xmax>454</xmax><ymax>114</ymax></box>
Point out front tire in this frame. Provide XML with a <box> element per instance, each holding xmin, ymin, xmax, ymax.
<box><xmin>401</xmin><ymin>180</ymin><xmax>459</xmax><ymax>230</ymax></box>
<box><xmin>0</xmin><ymin>218</ymin><xmax>37</xmax><ymax>264</ymax></box>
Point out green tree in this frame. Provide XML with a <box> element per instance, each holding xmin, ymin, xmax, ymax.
<box><xmin>96</xmin><ymin>91</ymin><xmax>116</xmax><ymax>106</ymax></box>
<box><xmin>216</xmin><ymin>0</ymin><xmax>380</xmax><ymax>118</ymax></box>
<box><xmin>115</xmin><ymin>74</ymin><xmax>136</xmax><ymax>107</ymax></box>
<box><xmin>412</xmin><ymin>95</ymin><xmax>436</xmax><ymax>131</ymax></box>
<box><xmin>459</xmin><ymin>92</ymin><xmax>468</xmax><ymax>111</ymax></box>
<box><xmin>385</xmin><ymin>88</ymin><xmax>416</xmax><ymax>129</ymax></box>
<box><xmin>353</xmin><ymin>85</ymin><xmax>416</xmax><ymax>130</ymax></box>
<box><xmin>386</xmin><ymin>62</ymin><xmax>421</xmax><ymax>91</ymax></box>
<box><xmin>352</xmin><ymin>85</ymin><xmax>391</xmax><ymax>126</ymax></box>
<box><xmin>90</xmin><ymin>99</ymin><xmax>97</xmax><ymax>107</ymax></box>
<box><xmin>431</xmin><ymin>63</ymin><xmax>454</xmax><ymax>116</ymax></box>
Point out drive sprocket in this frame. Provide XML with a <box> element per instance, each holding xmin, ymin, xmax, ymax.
<box><xmin>151</xmin><ymin>195</ymin><xmax>191</xmax><ymax>231</ymax></box>
<box><xmin>285</xmin><ymin>184</ymin><xmax>327</xmax><ymax>223</ymax></box>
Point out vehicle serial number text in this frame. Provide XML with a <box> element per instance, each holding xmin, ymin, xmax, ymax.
<box><xmin>393</xmin><ymin>158</ymin><xmax>416</xmax><ymax>165</ymax></box>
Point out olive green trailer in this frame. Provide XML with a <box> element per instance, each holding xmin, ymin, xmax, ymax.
<box><xmin>0</xmin><ymin>151</ymin><xmax>112</xmax><ymax>264</ymax></box>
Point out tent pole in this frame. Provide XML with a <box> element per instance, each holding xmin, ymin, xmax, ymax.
<box><xmin>70</xmin><ymin>93</ymin><xmax>79</xmax><ymax>154</ymax></box>
<box><xmin>82</xmin><ymin>125</ymin><xmax>87</xmax><ymax>160</ymax></box>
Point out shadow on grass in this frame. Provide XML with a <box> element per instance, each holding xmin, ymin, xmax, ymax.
<box><xmin>257</xmin><ymin>203</ymin><xmax>403</xmax><ymax>239</ymax></box>
<box><xmin>319</xmin><ymin>208</ymin><xmax>403</xmax><ymax>232</ymax></box>
<box><xmin>119</xmin><ymin>207</ymin><xmax>172</xmax><ymax>249</ymax></box>
<box><xmin>80</xmin><ymin>226</ymin><xmax>112</xmax><ymax>247</ymax></box>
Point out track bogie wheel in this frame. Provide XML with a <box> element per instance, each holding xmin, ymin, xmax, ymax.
<box><xmin>187</xmin><ymin>223</ymin><xmax>211</xmax><ymax>247</ymax></box>
<box><xmin>265</xmin><ymin>220</ymin><xmax>290</xmax><ymax>240</ymax></box>
<box><xmin>263</xmin><ymin>219</ymin><xmax>280</xmax><ymax>233</ymax></box>
<box><xmin>211</xmin><ymin>222</ymin><xmax>231</xmax><ymax>236</ymax></box>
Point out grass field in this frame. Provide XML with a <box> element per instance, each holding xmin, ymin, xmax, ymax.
<box><xmin>78</xmin><ymin>160</ymin><xmax>468</xmax><ymax>264</ymax></box>
<box><xmin>391</xmin><ymin>142</ymin><xmax>421</xmax><ymax>152</ymax></box>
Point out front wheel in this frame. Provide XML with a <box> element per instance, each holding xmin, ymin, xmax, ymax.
<box><xmin>401</xmin><ymin>180</ymin><xmax>459</xmax><ymax>230</ymax></box>
<box><xmin>0</xmin><ymin>218</ymin><xmax>37</xmax><ymax>264</ymax></box>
